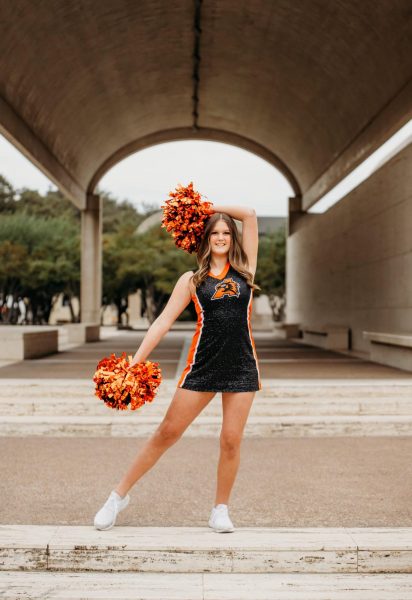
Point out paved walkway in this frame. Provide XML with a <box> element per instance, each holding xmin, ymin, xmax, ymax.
<box><xmin>1</xmin><ymin>328</ymin><xmax>411</xmax><ymax>380</ymax></box>
<box><xmin>0</xmin><ymin>328</ymin><xmax>411</xmax><ymax>528</ymax></box>
<box><xmin>1</xmin><ymin>435</ymin><xmax>411</xmax><ymax>527</ymax></box>
<box><xmin>0</xmin><ymin>329</ymin><xmax>185</xmax><ymax>379</ymax></box>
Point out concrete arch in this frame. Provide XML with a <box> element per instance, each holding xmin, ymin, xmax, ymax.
<box><xmin>87</xmin><ymin>127</ymin><xmax>301</xmax><ymax>198</ymax></box>
<box><xmin>1</xmin><ymin>1</ymin><xmax>410</xmax><ymax>210</ymax></box>
<box><xmin>1</xmin><ymin>0</ymin><xmax>411</xmax><ymax>346</ymax></box>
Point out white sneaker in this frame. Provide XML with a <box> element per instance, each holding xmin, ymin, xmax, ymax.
<box><xmin>208</xmin><ymin>504</ymin><xmax>235</xmax><ymax>533</ymax></box>
<box><xmin>94</xmin><ymin>490</ymin><xmax>130</xmax><ymax>530</ymax></box>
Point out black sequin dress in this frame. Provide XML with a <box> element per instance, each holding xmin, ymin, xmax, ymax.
<box><xmin>177</xmin><ymin>260</ymin><xmax>262</xmax><ymax>392</ymax></box>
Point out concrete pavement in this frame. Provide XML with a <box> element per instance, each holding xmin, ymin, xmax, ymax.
<box><xmin>1</xmin><ymin>435</ymin><xmax>411</xmax><ymax>527</ymax></box>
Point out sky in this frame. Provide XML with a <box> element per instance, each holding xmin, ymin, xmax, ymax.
<box><xmin>0</xmin><ymin>137</ymin><xmax>293</xmax><ymax>216</ymax></box>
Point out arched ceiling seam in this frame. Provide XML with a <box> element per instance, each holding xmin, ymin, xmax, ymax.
<box><xmin>192</xmin><ymin>0</ymin><xmax>203</xmax><ymax>131</ymax></box>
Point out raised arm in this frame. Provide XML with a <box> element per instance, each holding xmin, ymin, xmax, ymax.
<box><xmin>129</xmin><ymin>271</ymin><xmax>194</xmax><ymax>367</ymax></box>
<box><xmin>212</xmin><ymin>204</ymin><xmax>258</xmax><ymax>276</ymax></box>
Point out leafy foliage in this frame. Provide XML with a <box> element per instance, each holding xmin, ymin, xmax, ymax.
<box><xmin>0</xmin><ymin>173</ymin><xmax>286</xmax><ymax>325</ymax></box>
<box><xmin>97</xmin><ymin>189</ymin><xmax>148</xmax><ymax>234</ymax></box>
<box><xmin>254</xmin><ymin>227</ymin><xmax>286</xmax><ymax>321</ymax></box>
<box><xmin>102</xmin><ymin>224</ymin><xmax>197</xmax><ymax>323</ymax></box>
<box><xmin>0</xmin><ymin>212</ymin><xmax>80</xmax><ymax>323</ymax></box>
<box><xmin>0</xmin><ymin>174</ymin><xmax>17</xmax><ymax>214</ymax></box>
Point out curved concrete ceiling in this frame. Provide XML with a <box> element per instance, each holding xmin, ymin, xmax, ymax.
<box><xmin>0</xmin><ymin>0</ymin><xmax>411</xmax><ymax>210</ymax></box>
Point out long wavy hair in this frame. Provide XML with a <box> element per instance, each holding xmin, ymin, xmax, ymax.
<box><xmin>190</xmin><ymin>212</ymin><xmax>261</xmax><ymax>292</ymax></box>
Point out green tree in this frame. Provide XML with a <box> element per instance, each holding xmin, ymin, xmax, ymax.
<box><xmin>98</xmin><ymin>190</ymin><xmax>147</xmax><ymax>234</ymax></box>
<box><xmin>0</xmin><ymin>174</ymin><xmax>17</xmax><ymax>214</ymax></box>
<box><xmin>1</xmin><ymin>175</ymin><xmax>180</xmax><ymax>325</ymax></box>
<box><xmin>16</xmin><ymin>187</ymin><xmax>80</xmax><ymax>223</ymax></box>
<box><xmin>0</xmin><ymin>213</ymin><xmax>80</xmax><ymax>324</ymax></box>
<box><xmin>0</xmin><ymin>240</ymin><xmax>28</xmax><ymax>297</ymax></box>
<box><xmin>255</xmin><ymin>227</ymin><xmax>286</xmax><ymax>321</ymax></box>
<box><xmin>102</xmin><ymin>224</ymin><xmax>196</xmax><ymax>325</ymax></box>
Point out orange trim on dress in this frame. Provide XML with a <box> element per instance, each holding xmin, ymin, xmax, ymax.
<box><xmin>247</xmin><ymin>293</ymin><xmax>262</xmax><ymax>390</ymax></box>
<box><xmin>208</xmin><ymin>260</ymin><xmax>230</xmax><ymax>279</ymax></box>
<box><xmin>177</xmin><ymin>292</ymin><xmax>204</xmax><ymax>387</ymax></box>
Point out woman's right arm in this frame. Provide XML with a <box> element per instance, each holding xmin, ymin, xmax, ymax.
<box><xmin>129</xmin><ymin>271</ymin><xmax>194</xmax><ymax>367</ymax></box>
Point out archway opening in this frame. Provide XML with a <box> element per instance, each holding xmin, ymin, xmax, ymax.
<box><xmin>97</xmin><ymin>139</ymin><xmax>294</xmax><ymax>217</ymax></box>
<box><xmin>97</xmin><ymin>139</ymin><xmax>294</xmax><ymax>327</ymax></box>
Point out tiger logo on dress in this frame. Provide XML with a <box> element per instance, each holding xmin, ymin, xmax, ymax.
<box><xmin>211</xmin><ymin>277</ymin><xmax>240</xmax><ymax>300</ymax></box>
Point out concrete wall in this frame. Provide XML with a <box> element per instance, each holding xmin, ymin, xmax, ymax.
<box><xmin>286</xmin><ymin>143</ymin><xmax>412</xmax><ymax>352</ymax></box>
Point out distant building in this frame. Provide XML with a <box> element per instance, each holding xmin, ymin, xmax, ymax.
<box><xmin>256</xmin><ymin>216</ymin><xmax>286</xmax><ymax>236</ymax></box>
<box><xmin>135</xmin><ymin>211</ymin><xmax>163</xmax><ymax>234</ymax></box>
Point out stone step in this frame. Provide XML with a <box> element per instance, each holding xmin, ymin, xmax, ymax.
<box><xmin>1</xmin><ymin>571</ymin><xmax>411</xmax><ymax>599</ymax></box>
<box><xmin>2</xmin><ymin>378</ymin><xmax>412</xmax><ymax>399</ymax></box>
<box><xmin>0</xmin><ymin>379</ymin><xmax>178</xmax><ymax>397</ymax></box>
<box><xmin>2</xmin><ymin>525</ymin><xmax>411</xmax><ymax>574</ymax></box>
<box><xmin>1</xmin><ymin>380</ymin><xmax>412</xmax><ymax>419</ymax></box>
<box><xmin>1</xmin><ymin>414</ymin><xmax>412</xmax><ymax>437</ymax></box>
<box><xmin>2</xmin><ymin>395</ymin><xmax>412</xmax><ymax>416</ymax></box>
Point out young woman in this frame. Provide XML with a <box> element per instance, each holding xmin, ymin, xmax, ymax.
<box><xmin>94</xmin><ymin>204</ymin><xmax>261</xmax><ymax>533</ymax></box>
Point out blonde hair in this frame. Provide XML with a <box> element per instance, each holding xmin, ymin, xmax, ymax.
<box><xmin>190</xmin><ymin>212</ymin><xmax>260</xmax><ymax>291</ymax></box>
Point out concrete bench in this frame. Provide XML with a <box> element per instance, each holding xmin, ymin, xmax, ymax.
<box><xmin>0</xmin><ymin>326</ymin><xmax>58</xmax><ymax>360</ymax></box>
<box><xmin>62</xmin><ymin>323</ymin><xmax>100</xmax><ymax>344</ymax></box>
<box><xmin>363</xmin><ymin>331</ymin><xmax>412</xmax><ymax>372</ymax></box>
<box><xmin>301</xmin><ymin>324</ymin><xmax>350</xmax><ymax>350</ymax></box>
<box><xmin>274</xmin><ymin>322</ymin><xmax>300</xmax><ymax>339</ymax></box>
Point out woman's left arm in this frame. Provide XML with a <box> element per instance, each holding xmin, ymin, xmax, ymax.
<box><xmin>212</xmin><ymin>204</ymin><xmax>258</xmax><ymax>276</ymax></box>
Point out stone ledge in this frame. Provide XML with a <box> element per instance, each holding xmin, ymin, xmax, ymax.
<box><xmin>0</xmin><ymin>326</ymin><xmax>58</xmax><ymax>360</ymax></box>
<box><xmin>2</xmin><ymin>392</ymin><xmax>412</xmax><ymax>417</ymax></box>
<box><xmin>62</xmin><ymin>323</ymin><xmax>100</xmax><ymax>344</ymax></box>
<box><xmin>1</xmin><ymin>414</ymin><xmax>412</xmax><ymax>437</ymax></box>
<box><xmin>363</xmin><ymin>331</ymin><xmax>412</xmax><ymax>372</ymax></box>
<box><xmin>364</xmin><ymin>331</ymin><xmax>412</xmax><ymax>348</ymax></box>
<box><xmin>1</xmin><ymin>525</ymin><xmax>412</xmax><ymax>574</ymax></box>
<box><xmin>300</xmin><ymin>325</ymin><xmax>350</xmax><ymax>350</ymax></box>
<box><xmin>0</xmin><ymin>571</ymin><xmax>411</xmax><ymax>599</ymax></box>
<box><xmin>2</xmin><ymin>377</ymin><xmax>412</xmax><ymax>387</ymax></box>
<box><xmin>274</xmin><ymin>322</ymin><xmax>300</xmax><ymax>339</ymax></box>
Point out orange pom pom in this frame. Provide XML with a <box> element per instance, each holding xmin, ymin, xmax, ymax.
<box><xmin>93</xmin><ymin>352</ymin><xmax>162</xmax><ymax>410</ymax></box>
<box><xmin>160</xmin><ymin>181</ymin><xmax>214</xmax><ymax>254</ymax></box>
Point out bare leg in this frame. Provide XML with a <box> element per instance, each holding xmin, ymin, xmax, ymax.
<box><xmin>114</xmin><ymin>387</ymin><xmax>216</xmax><ymax>497</ymax></box>
<box><xmin>215</xmin><ymin>391</ymin><xmax>255</xmax><ymax>505</ymax></box>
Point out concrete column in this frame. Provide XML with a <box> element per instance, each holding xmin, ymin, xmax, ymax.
<box><xmin>80</xmin><ymin>193</ymin><xmax>102</xmax><ymax>323</ymax></box>
<box><xmin>286</xmin><ymin>194</ymin><xmax>303</xmax><ymax>325</ymax></box>
<box><xmin>287</xmin><ymin>194</ymin><xmax>304</xmax><ymax>236</ymax></box>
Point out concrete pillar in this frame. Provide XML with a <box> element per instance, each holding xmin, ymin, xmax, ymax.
<box><xmin>286</xmin><ymin>194</ymin><xmax>308</xmax><ymax>326</ymax></box>
<box><xmin>287</xmin><ymin>194</ymin><xmax>304</xmax><ymax>236</ymax></box>
<box><xmin>80</xmin><ymin>193</ymin><xmax>102</xmax><ymax>323</ymax></box>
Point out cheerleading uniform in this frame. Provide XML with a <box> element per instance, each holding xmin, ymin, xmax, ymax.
<box><xmin>177</xmin><ymin>260</ymin><xmax>262</xmax><ymax>392</ymax></box>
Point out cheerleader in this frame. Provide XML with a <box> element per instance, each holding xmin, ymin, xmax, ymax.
<box><xmin>94</xmin><ymin>205</ymin><xmax>261</xmax><ymax>533</ymax></box>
